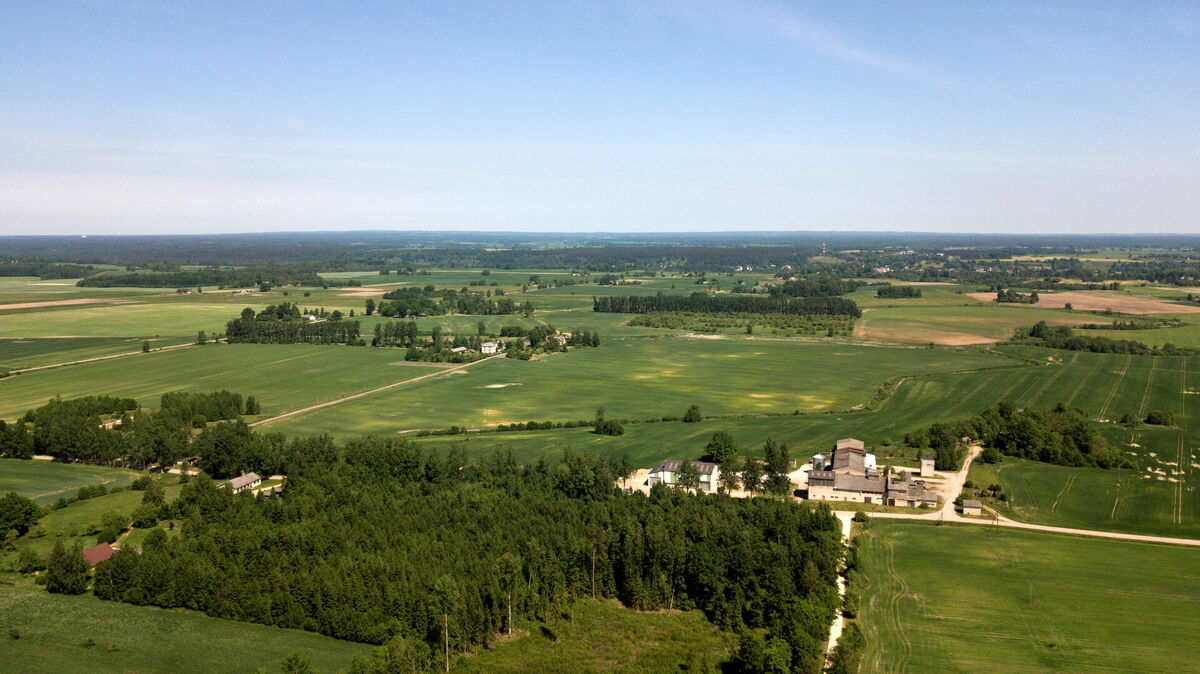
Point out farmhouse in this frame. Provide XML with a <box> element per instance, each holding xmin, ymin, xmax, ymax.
<box><xmin>806</xmin><ymin>439</ymin><xmax>937</xmax><ymax>506</ymax></box>
<box><xmin>646</xmin><ymin>460</ymin><xmax>721</xmax><ymax>494</ymax></box>
<box><xmin>220</xmin><ymin>472</ymin><xmax>262</xmax><ymax>494</ymax></box>
<box><xmin>83</xmin><ymin>542</ymin><xmax>114</xmax><ymax>566</ymax></box>
<box><xmin>481</xmin><ymin>341</ymin><xmax>500</xmax><ymax>354</ymax></box>
<box><xmin>962</xmin><ymin>499</ymin><xmax>983</xmax><ymax>516</ymax></box>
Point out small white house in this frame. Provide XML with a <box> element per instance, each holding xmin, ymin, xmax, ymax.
<box><xmin>221</xmin><ymin>472</ymin><xmax>262</xmax><ymax>495</ymax></box>
<box><xmin>646</xmin><ymin>460</ymin><xmax>721</xmax><ymax>494</ymax></box>
<box><xmin>481</xmin><ymin>341</ymin><xmax>499</xmax><ymax>355</ymax></box>
<box><xmin>962</xmin><ymin>499</ymin><xmax>983</xmax><ymax>516</ymax></box>
<box><xmin>450</xmin><ymin>346</ymin><xmax>468</xmax><ymax>353</ymax></box>
<box><xmin>301</xmin><ymin>314</ymin><xmax>319</xmax><ymax>322</ymax></box>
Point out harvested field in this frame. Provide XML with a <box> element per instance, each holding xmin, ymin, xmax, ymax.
<box><xmin>0</xmin><ymin>298</ymin><xmax>135</xmax><ymax>311</ymax></box>
<box><xmin>967</xmin><ymin>292</ymin><xmax>1200</xmax><ymax>314</ymax></box>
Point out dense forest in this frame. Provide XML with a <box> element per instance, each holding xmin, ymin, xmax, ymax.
<box><xmin>769</xmin><ymin>278</ymin><xmax>861</xmax><ymax>298</ymax></box>
<box><xmin>0</xmin><ymin>261</ymin><xmax>96</xmax><ymax>279</ymax></box>
<box><xmin>593</xmin><ymin>293</ymin><xmax>861</xmax><ymax>317</ymax></box>
<box><xmin>87</xmin><ymin>444</ymin><xmax>842</xmax><ymax>672</ymax></box>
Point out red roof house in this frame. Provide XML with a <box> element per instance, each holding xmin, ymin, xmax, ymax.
<box><xmin>82</xmin><ymin>542</ymin><xmax>114</xmax><ymax>566</ymax></box>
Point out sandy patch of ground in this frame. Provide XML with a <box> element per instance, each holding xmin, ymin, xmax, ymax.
<box><xmin>681</xmin><ymin>333</ymin><xmax>726</xmax><ymax>339</ymax></box>
<box><xmin>480</xmin><ymin>382</ymin><xmax>523</xmax><ymax>389</ymax></box>
<box><xmin>749</xmin><ymin>394</ymin><xmax>773</xmax><ymax>399</ymax></box>
<box><xmin>337</xmin><ymin>283</ymin><xmax>410</xmax><ymax>296</ymax></box>
<box><xmin>967</xmin><ymin>292</ymin><xmax>1200</xmax><ymax>314</ymax></box>
<box><xmin>0</xmin><ymin>298</ymin><xmax>134</xmax><ymax>310</ymax></box>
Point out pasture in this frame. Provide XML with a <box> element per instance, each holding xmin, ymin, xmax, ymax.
<box><xmin>0</xmin><ymin>343</ymin><xmax>452</xmax><ymax>421</ymax></box>
<box><xmin>266</xmin><ymin>338</ymin><xmax>1007</xmax><ymax>436</ymax></box>
<box><xmin>853</xmin><ymin>304</ymin><xmax>1081</xmax><ymax>345</ymax></box>
<box><xmin>0</xmin><ymin>460</ymin><xmax>142</xmax><ymax>505</ymax></box>
<box><xmin>0</xmin><ymin>582</ymin><xmax>370</xmax><ymax>673</ymax></box>
<box><xmin>856</xmin><ymin>521</ymin><xmax>1200</xmax><ymax>673</ymax></box>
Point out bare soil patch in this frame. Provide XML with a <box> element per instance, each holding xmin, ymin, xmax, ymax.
<box><xmin>0</xmin><ymin>298</ymin><xmax>134</xmax><ymax>311</ymax></box>
<box><xmin>967</xmin><ymin>292</ymin><xmax>1200</xmax><ymax>314</ymax></box>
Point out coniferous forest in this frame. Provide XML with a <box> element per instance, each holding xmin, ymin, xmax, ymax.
<box><xmin>91</xmin><ymin>441</ymin><xmax>842</xmax><ymax>672</ymax></box>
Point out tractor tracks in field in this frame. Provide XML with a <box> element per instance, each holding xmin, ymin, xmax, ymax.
<box><xmin>1098</xmin><ymin>355</ymin><xmax>1133</xmax><ymax>421</ymax></box>
<box><xmin>249</xmin><ymin>354</ymin><xmax>504</xmax><ymax>428</ymax></box>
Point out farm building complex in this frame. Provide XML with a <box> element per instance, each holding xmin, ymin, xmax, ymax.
<box><xmin>806</xmin><ymin>439</ymin><xmax>938</xmax><ymax>507</ymax></box>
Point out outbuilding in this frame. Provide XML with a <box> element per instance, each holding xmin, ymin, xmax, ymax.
<box><xmin>962</xmin><ymin>499</ymin><xmax>983</xmax><ymax>516</ymax></box>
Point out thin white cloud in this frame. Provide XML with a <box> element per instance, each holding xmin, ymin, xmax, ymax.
<box><xmin>657</xmin><ymin>0</ymin><xmax>945</xmax><ymax>85</ymax></box>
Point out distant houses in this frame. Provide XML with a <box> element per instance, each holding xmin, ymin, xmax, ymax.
<box><xmin>646</xmin><ymin>460</ymin><xmax>721</xmax><ymax>494</ymax></box>
<box><xmin>481</xmin><ymin>341</ymin><xmax>500</xmax><ymax>355</ymax></box>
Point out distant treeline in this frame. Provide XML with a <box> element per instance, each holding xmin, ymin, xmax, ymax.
<box><xmin>77</xmin><ymin>265</ymin><xmax>329</xmax><ymax>288</ymax></box>
<box><xmin>1010</xmin><ymin>321</ymin><xmax>1197</xmax><ymax>356</ymax></box>
<box><xmin>225</xmin><ymin>305</ymin><xmax>361</xmax><ymax>345</ymax></box>
<box><xmin>1077</xmin><ymin>318</ymin><xmax>1184</xmax><ymax>331</ymax></box>
<box><xmin>0</xmin><ymin>261</ymin><xmax>96</xmax><ymax>279</ymax></box>
<box><xmin>593</xmin><ymin>292</ymin><xmax>861</xmax><ymax>317</ymax></box>
<box><xmin>90</xmin><ymin>440</ymin><xmax>841</xmax><ymax>672</ymax></box>
<box><xmin>874</xmin><ymin>285</ymin><xmax>922</xmax><ymax>299</ymax></box>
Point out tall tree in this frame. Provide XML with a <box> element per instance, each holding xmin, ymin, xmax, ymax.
<box><xmin>496</xmin><ymin>553</ymin><xmax>522</xmax><ymax>636</ymax></box>
<box><xmin>700</xmin><ymin>432</ymin><xmax>738</xmax><ymax>465</ymax></box>
<box><xmin>45</xmin><ymin>541</ymin><xmax>89</xmax><ymax>595</ymax></box>
<box><xmin>431</xmin><ymin>575</ymin><xmax>459</xmax><ymax>673</ymax></box>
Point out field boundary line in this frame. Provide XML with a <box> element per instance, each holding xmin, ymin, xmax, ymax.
<box><xmin>1051</xmin><ymin>475</ymin><xmax>1075</xmax><ymax>513</ymax></box>
<box><xmin>1135</xmin><ymin>357</ymin><xmax>1158</xmax><ymax>418</ymax></box>
<box><xmin>250</xmin><ymin>354</ymin><xmax>505</xmax><ymax>428</ymax></box>
<box><xmin>6</xmin><ymin>341</ymin><xmax>197</xmax><ymax>375</ymax></box>
<box><xmin>1026</xmin><ymin>353</ymin><xmax>1075</xmax><ymax>407</ymax></box>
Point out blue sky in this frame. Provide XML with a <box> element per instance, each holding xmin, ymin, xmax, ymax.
<box><xmin>1</xmin><ymin>1</ymin><xmax>1197</xmax><ymax>234</ymax></box>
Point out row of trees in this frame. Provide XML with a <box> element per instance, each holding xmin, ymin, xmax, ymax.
<box><xmin>1012</xmin><ymin>321</ymin><xmax>1197</xmax><ymax>355</ymax></box>
<box><xmin>593</xmin><ymin>292</ymin><xmax>861</xmax><ymax>317</ymax></box>
<box><xmin>770</xmin><ymin>278</ymin><xmax>861</xmax><ymax>298</ymax></box>
<box><xmin>82</xmin><ymin>441</ymin><xmax>842</xmax><ymax>672</ymax></box>
<box><xmin>874</xmin><ymin>285</ymin><xmax>922</xmax><ymax>298</ymax></box>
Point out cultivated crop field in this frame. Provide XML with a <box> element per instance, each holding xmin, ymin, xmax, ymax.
<box><xmin>266</xmin><ymin>338</ymin><xmax>1007</xmax><ymax>436</ymax></box>
<box><xmin>0</xmin><ymin>343</ymin><xmax>453</xmax><ymax>421</ymax></box>
<box><xmin>0</xmin><ymin>336</ymin><xmax>193</xmax><ymax>371</ymax></box>
<box><xmin>0</xmin><ymin>459</ymin><xmax>142</xmax><ymax>505</ymax></box>
<box><xmin>856</xmin><ymin>521</ymin><xmax>1200</xmax><ymax>673</ymax></box>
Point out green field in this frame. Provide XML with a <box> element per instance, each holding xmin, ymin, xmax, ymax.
<box><xmin>0</xmin><ymin>343</ymin><xmax>453</xmax><ymax>421</ymax></box>
<box><xmin>856</xmin><ymin>521</ymin><xmax>1200</xmax><ymax>673</ymax></box>
<box><xmin>267</xmin><ymin>338</ymin><xmax>1007</xmax><ymax>436</ymax></box>
<box><xmin>0</xmin><ymin>460</ymin><xmax>143</xmax><ymax>505</ymax></box>
<box><xmin>0</xmin><ymin>582</ymin><xmax>370</xmax><ymax>673</ymax></box>
<box><xmin>0</xmin><ymin>337</ymin><xmax>193</xmax><ymax>371</ymax></box>
<box><xmin>457</xmin><ymin>599</ymin><xmax>735</xmax><ymax>672</ymax></box>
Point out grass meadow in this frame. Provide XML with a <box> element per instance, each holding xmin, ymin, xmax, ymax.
<box><xmin>0</xmin><ymin>343</ymin><xmax>451</xmax><ymax>421</ymax></box>
<box><xmin>457</xmin><ymin>599</ymin><xmax>735</xmax><ymax>672</ymax></box>
<box><xmin>0</xmin><ymin>336</ymin><xmax>194</xmax><ymax>371</ymax></box>
<box><xmin>0</xmin><ymin>459</ymin><xmax>143</xmax><ymax>505</ymax></box>
<box><xmin>267</xmin><ymin>338</ymin><xmax>1007</xmax><ymax>436</ymax></box>
<box><xmin>856</xmin><ymin>521</ymin><xmax>1200</xmax><ymax>673</ymax></box>
<box><xmin>0</xmin><ymin>582</ymin><xmax>370</xmax><ymax>673</ymax></box>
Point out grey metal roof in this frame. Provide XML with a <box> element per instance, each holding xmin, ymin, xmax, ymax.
<box><xmin>649</xmin><ymin>460</ymin><xmax>718</xmax><ymax>475</ymax></box>
<box><xmin>963</xmin><ymin>499</ymin><xmax>983</xmax><ymax>508</ymax></box>
<box><xmin>227</xmin><ymin>472</ymin><xmax>261</xmax><ymax>490</ymax></box>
